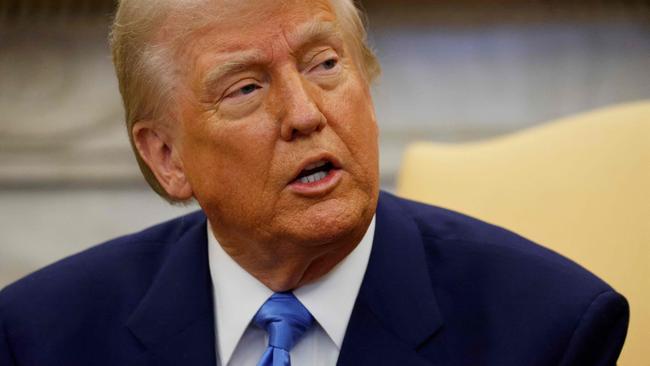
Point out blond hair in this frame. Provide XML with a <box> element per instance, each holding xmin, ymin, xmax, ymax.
<box><xmin>110</xmin><ymin>0</ymin><xmax>380</xmax><ymax>201</ymax></box>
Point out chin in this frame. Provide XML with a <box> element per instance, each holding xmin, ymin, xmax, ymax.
<box><xmin>282</xmin><ymin>193</ymin><xmax>375</xmax><ymax>247</ymax></box>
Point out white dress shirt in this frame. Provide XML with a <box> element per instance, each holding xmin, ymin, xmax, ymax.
<box><xmin>207</xmin><ymin>216</ymin><xmax>376</xmax><ymax>366</ymax></box>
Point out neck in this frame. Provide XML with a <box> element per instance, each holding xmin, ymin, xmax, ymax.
<box><xmin>210</xmin><ymin>215</ymin><xmax>373</xmax><ymax>292</ymax></box>
<box><xmin>255</xmin><ymin>237</ymin><xmax>361</xmax><ymax>292</ymax></box>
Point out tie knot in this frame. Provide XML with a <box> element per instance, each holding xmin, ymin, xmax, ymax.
<box><xmin>253</xmin><ymin>292</ymin><xmax>314</xmax><ymax>351</ymax></box>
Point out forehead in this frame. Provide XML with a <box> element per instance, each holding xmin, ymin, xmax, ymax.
<box><xmin>215</xmin><ymin>0</ymin><xmax>335</xmax><ymax>24</ymax></box>
<box><xmin>162</xmin><ymin>0</ymin><xmax>343</xmax><ymax>88</ymax></box>
<box><xmin>165</xmin><ymin>0</ymin><xmax>338</xmax><ymax>48</ymax></box>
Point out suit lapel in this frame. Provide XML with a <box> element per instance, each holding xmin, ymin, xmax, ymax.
<box><xmin>126</xmin><ymin>214</ymin><xmax>217</xmax><ymax>365</ymax></box>
<box><xmin>338</xmin><ymin>192</ymin><xmax>448</xmax><ymax>365</ymax></box>
<box><xmin>123</xmin><ymin>193</ymin><xmax>446</xmax><ymax>365</ymax></box>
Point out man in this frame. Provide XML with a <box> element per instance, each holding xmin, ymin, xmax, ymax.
<box><xmin>0</xmin><ymin>0</ymin><xmax>628</xmax><ymax>365</ymax></box>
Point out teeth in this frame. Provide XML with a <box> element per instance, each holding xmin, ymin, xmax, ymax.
<box><xmin>299</xmin><ymin>171</ymin><xmax>327</xmax><ymax>184</ymax></box>
<box><xmin>304</xmin><ymin>160</ymin><xmax>327</xmax><ymax>171</ymax></box>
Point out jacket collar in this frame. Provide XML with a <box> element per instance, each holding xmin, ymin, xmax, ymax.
<box><xmin>123</xmin><ymin>191</ymin><xmax>445</xmax><ymax>364</ymax></box>
<box><xmin>338</xmin><ymin>191</ymin><xmax>446</xmax><ymax>365</ymax></box>
<box><xmin>126</xmin><ymin>213</ymin><xmax>217</xmax><ymax>365</ymax></box>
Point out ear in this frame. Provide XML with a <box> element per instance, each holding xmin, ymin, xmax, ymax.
<box><xmin>132</xmin><ymin>121</ymin><xmax>193</xmax><ymax>200</ymax></box>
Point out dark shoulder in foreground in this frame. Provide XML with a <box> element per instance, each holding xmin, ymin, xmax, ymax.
<box><xmin>0</xmin><ymin>210</ymin><xmax>206</xmax><ymax>318</ymax></box>
<box><xmin>391</xmin><ymin>192</ymin><xmax>612</xmax><ymax>291</ymax></box>
<box><xmin>383</xmin><ymin>192</ymin><xmax>629</xmax><ymax>365</ymax></box>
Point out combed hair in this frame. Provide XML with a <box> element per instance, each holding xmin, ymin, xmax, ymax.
<box><xmin>110</xmin><ymin>0</ymin><xmax>381</xmax><ymax>201</ymax></box>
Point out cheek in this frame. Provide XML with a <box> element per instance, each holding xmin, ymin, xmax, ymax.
<box><xmin>179</xmin><ymin>114</ymin><xmax>278</xmax><ymax>202</ymax></box>
<box><xmin>325</xmin><ymin>79</ymin><xmax>378</xmax><ymax>153</ymax></box>
<box><xmin>179</xmin><ymin>131</ymin><xmax>229</xmax><ymax>201</ymax></box>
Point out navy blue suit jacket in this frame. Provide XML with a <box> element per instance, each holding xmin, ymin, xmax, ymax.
<box><xmin>0</xmin><ymin>192</ymin><xmax>628</xmax><ymax>365</ymax></box>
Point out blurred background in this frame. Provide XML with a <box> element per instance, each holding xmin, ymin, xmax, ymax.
<box><xmin>1</xmin><ymin>0</ymin><xmax>649</xmax><ymax>287</ymax></box>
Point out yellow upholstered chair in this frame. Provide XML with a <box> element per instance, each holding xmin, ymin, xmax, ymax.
<box><xmin>396</xmin><ymin>101</ymin><xmax>650</xmax><ymax>365</ymax></box>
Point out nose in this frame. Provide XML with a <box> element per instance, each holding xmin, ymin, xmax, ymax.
<box><xmin>277</xmin><ymin>72</ymin><xmax>326</xmax><ymax>141</ymax></box>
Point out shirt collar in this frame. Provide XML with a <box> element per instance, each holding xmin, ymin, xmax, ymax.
<box><xmin>208</xmin><ymin>216</ymin><xmax>375</xmax><ymax>365</ymax></box>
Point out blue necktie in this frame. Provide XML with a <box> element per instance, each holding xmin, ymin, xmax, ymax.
<box><xmin>253</xmin><ymin>292</ymin><xmax>314</xmax><ymax>366</ymax></box>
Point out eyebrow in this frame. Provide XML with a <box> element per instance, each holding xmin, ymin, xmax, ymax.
<box><xmin>201</xmin><ymin>50</ymin><xmax>266</xmax><ymax>95</ymax></box>
<box><xmin>201</xmin><ymin>21</ymin><xmax>344</xmax><ymax>94</ymax></box>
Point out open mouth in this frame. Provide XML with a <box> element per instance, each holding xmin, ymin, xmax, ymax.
<box><xmin>294</xmin><ymin>160</ymin><xmax>336</xmax><ymax>184</ymax></box>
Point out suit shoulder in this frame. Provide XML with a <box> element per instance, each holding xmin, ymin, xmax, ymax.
<box><xmin>382</xmin><ymin>192</ymin><xmax>613</xmax><ymax>295</ymax></box>
<box><xmin>381</xmin><ymin>193</ymin><xmax>628</xmax><ymax>363</ymax></box>
<box><xmin>387</xmin><ymin>192</ymin><xmax>545</xmax><ymax>246</ymax></box>
<box><xmin>0</xmin><ymin>210</ymin><xmax>205</xmax><ymax>315</ymax></box>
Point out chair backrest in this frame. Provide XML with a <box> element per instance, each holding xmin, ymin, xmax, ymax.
<box><xmin>396</xmin><ymin>101</ymin><xmax>650</xmax><ymax>365</ymax></box>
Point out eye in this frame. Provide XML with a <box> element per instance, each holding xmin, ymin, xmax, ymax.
<box><xmin>215</xmin><ymin>77</ymin><xmax>265</xmax><ymax>116</ymax></box>
<box><xmin>225</xmin><ymin>83</ymin><xmax>262</xmax><ymax>99</ymax></box>
<box><xmin>240</xmin><ymin>84</ymin><xmax>260</xmax><ymax>95</ymax></box>
<box><xmin>307</xmin><ymin>52</ymin><xmax>341</xmax><ymax>74</ymax></box>
<box><xmin>320</xmin><ymin>58</ymin><xmax>338</xmax><ymax>70</ymax></box>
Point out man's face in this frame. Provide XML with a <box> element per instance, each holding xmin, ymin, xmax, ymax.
<box><xmin>169</xmin><ymin>0</ymin><xmax>379</xmax><ymax>250</ymax></box>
